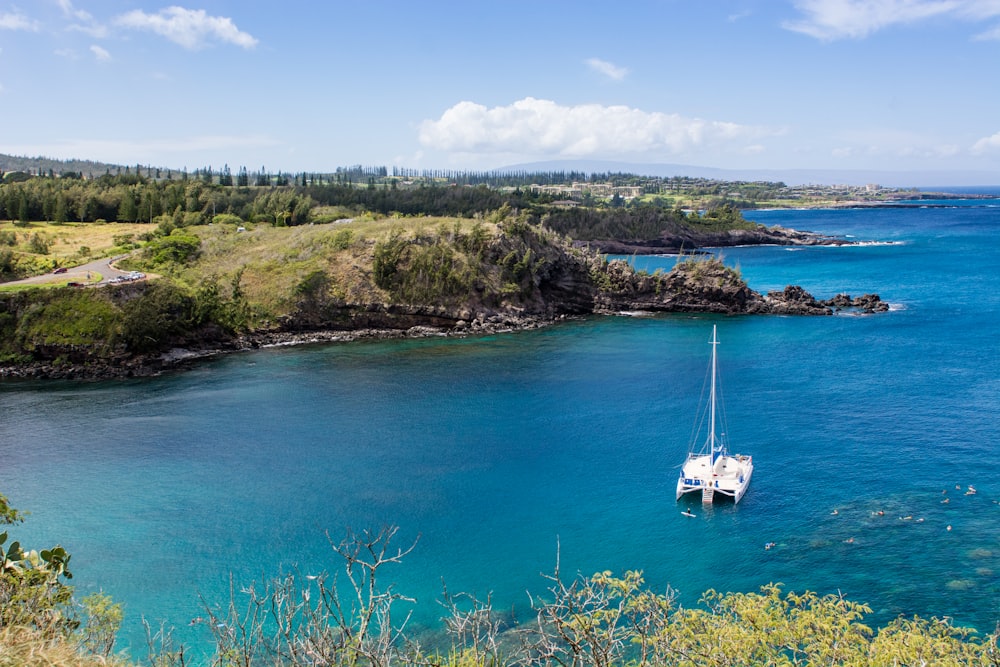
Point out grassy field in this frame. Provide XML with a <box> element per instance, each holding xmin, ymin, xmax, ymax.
<box><xmin>0</xmin><ymin>275</ymin><xmax>102</xmax><ymax>293</ymax></box>
<box><xmin>0</xmin><ymin>220</ymin><xmax>153</xmax><ymax>265</ymax></box>
<box><xmin>138</xmin><ymin>215</ymin><xmax>497</xmax><ymax>316</ymax></box>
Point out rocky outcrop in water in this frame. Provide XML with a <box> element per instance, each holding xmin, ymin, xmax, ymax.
<box><xmin>589</xmin><ymin>258</ymin><xmax>886</xmax><ymax>317</ymax></box>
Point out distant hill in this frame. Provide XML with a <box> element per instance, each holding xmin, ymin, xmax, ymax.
<box><xmin>5</xmin><ymin>152</ymin><xmax>997</xmax><ymax>189</ymax></box>
<box><xmin>0</xmin><ymin>153</ymin><xmax>132</xmax><ymax>178</ymax></box>
<box><xmin>499</xmin><ymin>159</ymin><xmax>1000</xmax><ymax>188</ymax></box>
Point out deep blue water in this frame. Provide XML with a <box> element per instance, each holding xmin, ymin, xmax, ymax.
<box><xmin>2</xmin><ymin>204</ymin><xmax>1000</xmax><ymax>658</ymax></box>
<box><xmin>919</xmin><ymin>186</ymin><xmax>1000</xmax><ymax>196</ymax></box>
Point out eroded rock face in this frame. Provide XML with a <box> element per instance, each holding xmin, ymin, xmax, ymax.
<box><xmin>759</xmin><ymin>285</ymin><xmax>831</xmax><ymax>316</ymax></box>
<box><xmin>591</xmin><ymin>258</ymin><xmax>829</xmax><ymax>316</ymax></box>
<box><xmin>816</xmin><ymin>292</ymin><xmax>890</xmax><ymax>313</ymax></box>
<box><xmin>280</xmin><ymin>256</ymin><xmax>886</xmax><ymax>332</ymax></box>
<box><xmin>849</xmin><ymin>293</ymin><xmax>891</xmax><ymax>313</ymax></box>
<box><xmin>589</xmin><ymin>258</ymin><xmax>894</xmax><ymax>316</ymax></box>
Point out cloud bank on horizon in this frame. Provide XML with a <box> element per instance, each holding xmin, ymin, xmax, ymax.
<box><xmin>418</xmin><ymin>97</ymin><xmax>779</xmax><ymax>159</ymax></box>
<box><xmin>0</xmin><ymin>0</ymin><xmax>998</xmax><ymax>182</ymax></box>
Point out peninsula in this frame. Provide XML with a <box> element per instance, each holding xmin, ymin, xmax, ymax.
<box><xmin>0</xmin><ymin>162</ymin><xmax>890</xmax><ymax>379</ymax></box>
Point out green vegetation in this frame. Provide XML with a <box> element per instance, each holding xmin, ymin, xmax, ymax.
<box><xmin>0</xmin><ymin>158</ymin><xmax>966</xmax><ymax>663</ymax></box>
<box><xmin>0</xmin><ymin>161</ymin><xmax>891</xmax><ymax>370</ymax></box>
<box><xmin>0</xmin><ymin>271</ymin><xmax>251</xmax><ymax>364</ymax></box>
<box><xmin>1</xmin><ymin>494</ymin><xmax>996</xmax><ymax>666</ymax></box>
<box><xmin>0</xmin><ymin>208</ymin><xmax>797</xmax><ymax>370</ymax></box>
<box><xmin>0</xmin><ymin>165</ymin><xmax>771</xmax><ymax>244</ymax></box>
<box><xmin>0</xmin><ymin>220</ymin><xmax>152</xmax><ymax>282</ymax></box>
<box><xmin>1</xmin><ymin>493</ymin><xmax>127</xmax><ymax>666</ymax></box>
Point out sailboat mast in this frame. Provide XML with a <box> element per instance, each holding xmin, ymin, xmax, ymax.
<box><xmin>709</xmin><ymin>325</ymin><xmax>718</xmax><ymax>454</ymax></box>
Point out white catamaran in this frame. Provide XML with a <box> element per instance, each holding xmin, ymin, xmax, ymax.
<box><xmin>676</xmin><ymin>325</ymin><xmax>754</xmax><ymax>504</ymax></box>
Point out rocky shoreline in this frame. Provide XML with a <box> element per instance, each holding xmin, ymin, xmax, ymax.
<box><xmin>0</xmin><ymin>287</ymin><xmax>888</xmax><ymax>381</ymax></box>
<box><xmin>578</xmin><ymin>224</ymin><xmax>851</xmax><ymax>255</ymax></box>
<box><xmin>0</xmin><ymin>221</ymin><xmax>891</xmax><ymax>381</ymax></box>
<box><xmin>0</xmin><ymin>313</ymin><xmax>560</xmax><ymax>381</ymax></box>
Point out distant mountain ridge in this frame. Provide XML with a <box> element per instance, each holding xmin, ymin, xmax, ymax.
<box><xmin>4</xmin><ymin>152</ymin><xmax>998</xmax><ymax>189</ymax></box>
<box><xmin>499</xmin><ymin>159</ymin><xmax>1000</xmax><ymax>188</ymax></box>
<box><xmin>0</xmin><ymin>153</ymin><xmax>130</xmax><ymax>177</ymax></box>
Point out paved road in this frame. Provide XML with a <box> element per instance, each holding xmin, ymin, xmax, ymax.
<box><xmin>0</xmin><ymin>256</ymin><xmax>136</xmax><ymax>287</ymax></box>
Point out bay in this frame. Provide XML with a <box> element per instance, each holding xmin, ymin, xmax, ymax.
<box><xmin>3</xmin><ymin>202</ymin><xmax>1000</xmax><ymax>657</ymax></box>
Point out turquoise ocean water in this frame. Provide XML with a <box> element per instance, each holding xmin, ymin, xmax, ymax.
<box><xmin>2</xmin><ymin>203</ymin><xmax>1000</xmax><ymax>657</ymax></box>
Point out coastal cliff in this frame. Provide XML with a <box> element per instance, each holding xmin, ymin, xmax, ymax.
<box><xmin>0</xmin><ymin>216</ymin><xmax>886</xmax><ymax>379</ymax></box>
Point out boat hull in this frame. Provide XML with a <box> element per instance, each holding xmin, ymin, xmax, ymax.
<box><xmin>676</xmin><ymin>454</ymin><xmax>753</xmax><ymax>504</ymax></box>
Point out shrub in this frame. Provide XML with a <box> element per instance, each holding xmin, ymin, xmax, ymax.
<box><xmin>27</xmin><ymin>233</ymin><xmax>50</xmax><ymax>255</ymax></box>
<box><xmin>143</xmin><ymin>230</ymin><xmax>201</xmax><ymax>267</ymax></box>
<box><xmin>372</xmin><ymin>229</ymin><xmax>407</xmax><ymax>289</ymax></box>
<box><xmin>119</xmin><ymin>281</ymin><xmax>196</xmax><ymax>351</ymax></box>
<box><xmin>12</xmin><ymin>290</ymin><xmax>121</xmax><ymax>351</ymax></box>
<box><xmin>0</xmin><ymin>248</ymin><xmax>14</xmax><ymax>277</ymax></box>
<box><xmin>0</xmin><ymin>493</ymin><xmax>75</xmax><ymax>638</ymax></box>
<box><xmin>330</xmin><ymin>228</ymin><xmax>354</xmax><ymax>250</ymax></box>
<box><xmin>212</xmin><ymin>213</ymin><xmax>244</xmax><ymax>227</ymax></box>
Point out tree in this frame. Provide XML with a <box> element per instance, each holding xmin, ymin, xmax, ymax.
<box><xmin>201</xmin><ymin>526</ymin><xmax>418</xmax><ymax>667</ymax></box>
<box><xmin>53</xmin><ymin>193</ymin><xmax>67</xmax><ymax>223</ymax></box>
<box><xmin>531</xmin><ymin>562</ymin><xmax>673</xmax><ymax>667</ymax></box>
<box><xmin>117</xmin><ymin>189</ymin><xmax>138</xmax><ymax>222</ymax></box>
<box><xmin>17</xmin><ymin>192</ymin><xmax>29</xmax><ymax>224</ymax></box>
<box><xmin>0</xmin><ymin>493</ymin><xmax>74</xmax><ymax>636</ymax></box>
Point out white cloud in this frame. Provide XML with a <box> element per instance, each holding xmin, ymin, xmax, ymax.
<box><xmin>585</xmin><ymin>58</ymin><xmax>628</xmax><ymax>81</ymax></box>
<box><xmin>783</xmin><ymin>0</ymin><xmax>1000</xmax><ymax>40</ymax></box>
<box><xmin>57</xmin><ymin>0</ymin><xmax>92</xmax><ymax>22</ymax></box>
<box><xmin>0</xmin><ymin>11</ymin><xmax>39</xmax><ymax>31</ymax></box>
<box><xmin>90</xmin><ymin>44</ymin><xmax>111</xmax><ymax>62</ymax></box>
<box><xmin>972</xmin><ymin>23</ymin><xmax>1000</xmax><ymax>39</ymax></box>
<box><xmin>956</xmin><ymin>1</ymin><xmax>1000</xmax><ymax>20</ymax></box>
<box><xmin>114</xmin><ymin>6</ymin><xmax>258</xmax><ymax>50</ymax></box>
<box><xmin>418</xmin><ymin>97</ymin><xmax>774</xmax><ymax>159</ymax></box>
<box><xmin>972</xmin><ymin>131</ymin><xmax>1000</xmax><ymax>154</ymax></box>
<box><xmin>58</xmin><ymin>0</ymin><xmax>108</xmax><ymax>37</ymax></box>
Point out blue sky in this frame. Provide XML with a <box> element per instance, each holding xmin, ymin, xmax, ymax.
<box><xmin>2</xmin><ymin>0</ymin><xmax>1000</xmax><ymax>182</ymax></box>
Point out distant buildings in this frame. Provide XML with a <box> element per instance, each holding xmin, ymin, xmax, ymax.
<box><xmin>529</xmin><ymin>182</ymin><xmax>643</xmax><ymax>200</ymax></box>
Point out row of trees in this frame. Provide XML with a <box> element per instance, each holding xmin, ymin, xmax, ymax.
<box><xmin>0</xmin><ymin>174</ymin><xmax>554</xmax><ymax>226</ymax></box>
<box><xmin>1</xmin><ymin>170</ymin><xmax>756</xmax><ymax>231</ymax></box>
<box><xmin>3</xmin><ymin>152</ymin><xmax>791</xmax><ymax>202</ymax></box>
<box><xmin>0</xmin><ymin>176</ymin><xmax>317</xmax><ymax>226</ymax></box>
